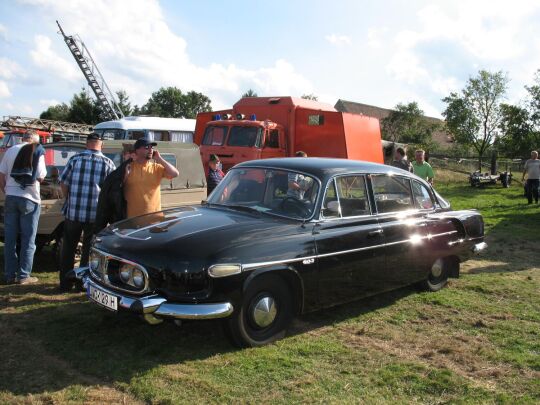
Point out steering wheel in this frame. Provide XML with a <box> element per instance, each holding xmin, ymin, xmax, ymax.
<box><xmin>279</xmin><ymin>196</ymin><xmax>311</xmax><ymax>217</ymax></box>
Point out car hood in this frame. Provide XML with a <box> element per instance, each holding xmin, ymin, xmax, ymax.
<box><xmin>94</xmin><ymin>205</ymin><xmax>306</xmax><ymax>269</ymax></box>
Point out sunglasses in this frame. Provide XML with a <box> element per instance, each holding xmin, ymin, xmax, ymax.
<box><xmin>143</xmin><ymin>145</ymin><xmax>154</xmax><ymax>150</ymax></box>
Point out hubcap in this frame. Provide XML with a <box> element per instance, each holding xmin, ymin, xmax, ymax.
<box><xmin>252</xmin><ymin>296</ymin><xmax>277</xmax><ymax>328</ymax></box>
<box><xmin>431</xmin><ymin>259</ymin><xmax>444</xmax><ymax>278</ymax></box>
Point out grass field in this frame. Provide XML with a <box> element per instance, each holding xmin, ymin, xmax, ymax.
<box><xmin>1</xmin><ymin>175</ymin><xmax>539</xmax><ymax>404</ymax></box>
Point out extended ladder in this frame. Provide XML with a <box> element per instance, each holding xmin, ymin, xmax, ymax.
<box><xmin>56</xmin><ymin>21</ymin><xmax>124</xmax><ymax>120</ymax></box>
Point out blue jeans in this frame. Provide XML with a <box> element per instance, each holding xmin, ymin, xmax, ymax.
<box><xmin>3</xmin><ymin>195</ymin><xmax>40</xmax><ymax>281</ymax></box>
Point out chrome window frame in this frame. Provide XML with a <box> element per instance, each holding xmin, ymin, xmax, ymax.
<box><xmin>319</xmin><ymin>173</ymin><xmax>373</xmax><ymax>221</ymax></box>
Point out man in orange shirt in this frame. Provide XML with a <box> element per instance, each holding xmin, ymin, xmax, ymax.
<box><xmin>124</xmin><ymin>139</ymin><xmax>179</xmax><ymax>217</ymax></box>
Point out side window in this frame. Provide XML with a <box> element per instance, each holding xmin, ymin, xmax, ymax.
<box><xmin>308</xmin><ymin>114</ymin><xmax>325</xmax><ymax>125</ymax></box>
<box><xmin>322</xmin><ymin>180</ymin><xmax>340</xmax><ymax>219</ymax></box>
<box><xmin>202</xmin><ymin>126</ymin><xmax>227</xmax><ymax>146</ymax></box>
<box><xmin>336</xmin><ymin>176</ymin><xmax>369</xmax><ymax>217</ymax></box>
<box><xmin>371</xmin><ymin>175</ymin><xmax>414</xmax><ymax>213</ymax></box>
<box><xmin>265</xmin><ymin>129</ymin><xmax>279</xmax><ymax>148</ymax></box>
<box><xmin>412</xmin><ymin>180</ymin><xmax>434</xmax><ymax>210</ymax></box>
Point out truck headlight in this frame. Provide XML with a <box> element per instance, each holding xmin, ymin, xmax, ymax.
<box><xmin>208</xmin><ymin>264</ymin><xmax>242</xmax><ymax>278</ymax></box>
<box><xmin>89</xmin><ymin>251</ymin><xmax>100</xmax><ymax>272</ymax></box>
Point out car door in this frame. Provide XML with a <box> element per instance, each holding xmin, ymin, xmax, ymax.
<box><xmin>315</xmin><ymin>175</ymin><xmax>386</xmax><ymax>307</ymax></box>
<box><xmin>370</xmin><ymin>174</ymin><xmax>428</xmax><ymax>289</ymax></box>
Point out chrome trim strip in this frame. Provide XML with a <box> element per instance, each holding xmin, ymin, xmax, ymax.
<box><xmin>85</xmin><ymin>277</ymin><xmax>233</xmax><ymax>320</ymax></box>
<box><xmin>153</xmin><ymin>302</ymin><xmax>234</xmax><ymax>320</ymax></box>
<box><xmin>242</xmin><ymin>230</ymin><xmax>459</xmax><ymax>270</ymax></box>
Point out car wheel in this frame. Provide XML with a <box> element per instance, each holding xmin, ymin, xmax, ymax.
<box><xmin>224</xmin><ymin>274</ymin><xmax>293</xmax><ymax>348</ymax></box>
<box><xmin>422</xmin><ymin>258</ymin><xmax>449</xmax><ymax>292</ymax></box>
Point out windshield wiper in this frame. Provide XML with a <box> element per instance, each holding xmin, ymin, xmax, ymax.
<box><xmin>223</xmin><ymin>204</ymin><xmax>262</xmax><ymax>215</ymax></box>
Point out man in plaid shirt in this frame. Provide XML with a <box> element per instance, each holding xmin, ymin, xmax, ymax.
<box><xmin>59</xmin><ymin>133</ymin><xmax>115</xmax><ymax>291</ymax></box>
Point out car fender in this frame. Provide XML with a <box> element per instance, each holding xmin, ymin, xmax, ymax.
<box><xmin>242</xmin><ymin>265</ymin><xmax>305</xmax><ymax>315</ymax></box>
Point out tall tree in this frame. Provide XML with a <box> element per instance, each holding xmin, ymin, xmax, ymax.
<box><xmin>40</xmin><ymin>103</ymin><xmax>70</xmax><ymax>121</ymax></box>
<box><xmin>301</xmin><ymin>93</ymin><xmax>318</xmax><ymax>101</ymax></box>
<box><xmin>442</xmin><ymin>70</ymin><xmax>508</xmax><ymax>169</ymax></box>
<box><xmin>66</xmin><ymin>89</ymin><xmax>103</xmax><ymax>125</ymax></box>
<box><xmin>115</xmin><ymin>90</ymin><xmax>132</xmax><ymax>116</ymax></box>
<box><xmin>141</xmin><ymin>87</ymin><xmax>211</xmax><ymax>118</ymax></box>
<box><xmin>380</xmin><ymin>102</ymin><xmax>438</xmax><ymax>145</ymax></box>
<box><xmin>242</xmin><ymin>89</ymin><xmax>258</xmax><ymax>98</ymax></box>
<box><xmin>496</xmin><ymin>104</ymin><xmax>535</xmax><ymax>158</ymax></box>
<box><xmin>525</xmin><ymin>69</ymin><xmax>540</xmax><ymax>131</ymax></box>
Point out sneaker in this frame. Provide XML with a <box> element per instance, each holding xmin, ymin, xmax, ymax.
<box><xmin>18</xmin><ymin>276</ymin><xmax>39</xmax><ymax>285</ymax></box>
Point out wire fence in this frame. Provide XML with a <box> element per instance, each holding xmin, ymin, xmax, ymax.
<box><xmin>429</xmin><ymin>157</ymin><xmax>524</xmax><ymax>175</ymax></box>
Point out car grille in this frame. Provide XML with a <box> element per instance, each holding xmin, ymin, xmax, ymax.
<box><xmin>89</xmin><ymin>248</ymin><xmax>150</xmax><ymax>294</ymax></box>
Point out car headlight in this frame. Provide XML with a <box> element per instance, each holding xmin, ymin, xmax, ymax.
<box><xmin>132</xmin><ymin>268</ymin><xmax>144</xmax><ymax>288</ymax></box>
<box><xmin>89</xmin><ymin>252</ymin><xmax>100</xmax><ymax>272</ymax></box>
<box><xmin>208</xmin><ymin>264</ymin><xmax>242</xmax><ymax>278</ymax></box>
<box><xmin>119</xmin><ymin>264</ymin><xmax>131</xmax><ymax>282</ymax></box>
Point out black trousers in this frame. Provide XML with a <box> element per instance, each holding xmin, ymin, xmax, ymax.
<box><xmin>526</xmin><ymin>179</ymin><xmax>539</xmax><ymax>203</ymax></box>
<box><xmin>60</xmin><ymin>219</ymin><xmax>94</xmax><ymax>287</ymax></box>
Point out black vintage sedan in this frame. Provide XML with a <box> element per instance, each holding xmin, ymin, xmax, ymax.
<box><xmin>78</xmin><ymin>158</ymin><xmax>486</xmax><ymax>347</ymax></box>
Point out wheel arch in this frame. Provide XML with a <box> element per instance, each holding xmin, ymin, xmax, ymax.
<box><xmin>242</xmin><ymin>266</ymin><xmax>304</xmax><ymax>316</ymax></box>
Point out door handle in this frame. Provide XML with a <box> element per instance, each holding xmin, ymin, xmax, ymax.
<box><xmin>368</xmin><ymin>229</ymin><xmax>383</xmax><ymax>237</ymax></box>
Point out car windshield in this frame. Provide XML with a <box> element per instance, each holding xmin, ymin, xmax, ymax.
<box><xmin>207</xmin><ymin>167</ymin><xmax>319</xmax><ymax>220</ymax></box>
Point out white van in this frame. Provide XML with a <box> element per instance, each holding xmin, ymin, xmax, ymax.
<box><xmin>93</xmin><ymin>116</ymin><xmax>196</xmax><ymax>143</ymax></box>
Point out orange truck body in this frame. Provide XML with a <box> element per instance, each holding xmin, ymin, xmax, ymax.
<box><xmin>195</xmin><ymin>97</ymin><xmax>384</xmax><ymax>172</ymax></box>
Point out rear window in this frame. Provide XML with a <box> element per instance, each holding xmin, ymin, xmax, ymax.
<box><xmin>202</xmin><ymin>126</ymin><xmax>227</xmax><ymax>146</ymax></box>
<box><xmin>227</xmin><ymin>127</ymin><xmax>262</xmax><ymax>147</ymax></box>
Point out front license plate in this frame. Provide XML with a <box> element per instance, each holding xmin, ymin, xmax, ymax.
<box><xmin>88</xmin><ymin>285</ymin><xmax>118</xmax><ymax>311</ymax></box>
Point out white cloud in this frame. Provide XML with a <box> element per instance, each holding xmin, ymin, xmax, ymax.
<box><xmin>0</xmin><ymin>24</ymin><xmax>7</xmax><ymax>41</ymax></box>
<box><xmin>385</xmin><ymin>1</ymin><xmax>540</xmax><ymax>106</ymax></box>
<box><xmin>29</xmin><ymin>35</ymin><xmax>81</xmax><ymax>82</ymax></box>
<box><xmin>325</xmin><ymin>34</ymin><xmax>352</xmax><ymax>47</ymax></box>
<box><xmin>39</xmin><ymin>98</ymin><xmax>61</xmax><ymax>106</ymax></box>
<box><xmin>19</xmin><ymin>0</ymin><xmax>314</xmax><ymax>109</ymax></box>
<box><xmin>0</xmin><ymin>58</ymin><xmax>21</xmax><ymax>80</ymax></box>
<box><xmin>0</xmin><ymin>81</ymin><xmax>11</xmax><ymax>98</ymax></box>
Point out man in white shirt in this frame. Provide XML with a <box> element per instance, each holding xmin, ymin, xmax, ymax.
<box><xmin>0</xmin><ymin>132</ymin><xmax>46</xmax><ymax>284</ymax></box>
<box><xmin>522</xmin><ymin>150</ymin><xmax>540</xmax><ymax>204</ymax></box>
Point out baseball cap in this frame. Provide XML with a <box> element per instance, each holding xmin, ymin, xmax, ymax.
<box><xmin>86</xmin><ymin>132</ymin><xmax>103</xmax><ymax>141</ymax></box>
<box><xmin>133</xmin><ymin>138</ymin><xmax>158</xmax><ymax>150</ymax></box>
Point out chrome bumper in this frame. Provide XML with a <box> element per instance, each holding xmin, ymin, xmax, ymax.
<box><xmin>75</xmin><ymin>267</ymin><xmax>234</xmax><ymax>324</ymax></box>
<box><xmin>472</xmin><ymin>241</ymin><xmax>488</xmax><ymax>254</ymax></box>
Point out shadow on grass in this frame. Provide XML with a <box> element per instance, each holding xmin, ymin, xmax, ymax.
<box><xmin>0</xmin><ymin>279</ymin><xmax>419</xmax><ymax>396</ymax></box>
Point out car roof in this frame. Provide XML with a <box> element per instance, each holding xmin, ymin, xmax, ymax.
<box><xmin>235</xmin><ymin>157</ymin><xmax>413</xmax><ymax>179</ymax></box>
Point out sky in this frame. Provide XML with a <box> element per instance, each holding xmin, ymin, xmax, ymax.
<box><xmin>1</xmin><ymin>0</ymin><xmax>540</xmax><ymax>119</ymax></box>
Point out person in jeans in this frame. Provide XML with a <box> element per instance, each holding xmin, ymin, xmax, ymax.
<box><xmin>522</xmin><ymin>150</ymin><xmax>540</xmax><ymax>204</ymax></box>
<box><xmin>0</xmin><ymin>131</ymin><xmax>46</xmax><ymax>284</ymax></box>
<box><xmin>59</xmin><ymin>133</ymin><xmax>115</xmax><ymax>291</ymax></box>
<box><xmin>207</xmin><ymin>154</ymin><xmax>224</xmax><ymax>196</ymax></box>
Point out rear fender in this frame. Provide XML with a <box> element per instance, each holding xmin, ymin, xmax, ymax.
<box><xmin>428</xmin><ymin>210</ymin><xmax>484</xmax><ymax>239</ymax></box>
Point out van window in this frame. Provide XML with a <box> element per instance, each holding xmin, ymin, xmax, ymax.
<box><xmin>227</xmin><ymin>127</ymin><xmax>262</xmax><ymax>147</ymax></box>
<box><xmin>202</xmin><ymin>126</ymin><xmax>227</xmax><ymax>146</ymax></box>
<box><xmin>265</xmin><ymin>129</ymin><xmax>279</xmax><ymax>148</ymax></box>
<box><xmin>98</xmin><ymin>129</ymin><xmax>125</xmax><ymax>140</ymax></box>
<box><xmin>170</xmin><ymin>131</ymin><xmax>193</xmax><ymax>143</ymax></box>
<box><xmin>128</xmin><ymin>131</ymin><xmax>146</xmax><ymax>140</ymax></box>
<box><xmin>371</xmin><ymin>175</ymin><xmax>414</xmax><ymax>213</ymax></box>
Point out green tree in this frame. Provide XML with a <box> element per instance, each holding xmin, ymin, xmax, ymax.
<box><xmin>525</xmin><ymin>69</ymin><xmax>540</xmax><ymax>131</ymax></box>
<box><xmin>301</xmin><ymin>93</ymin><xmax>318</xmax><ymax>101</ymax></box>
<box><xmin>141</xmin><ymin>87</ymin><xmax>212</xmax><ymax>118</ymax></box>
<box><xmin>115</xmin><ymin>90</ymin><xmax>132</xmax><ymax>116</ymax></box>
<box><xmin>442</xmin><ymin>70</ymin><xmax>508</xmax><ymax>169</ymax></box>
<box><xmin>40</xmin><ymin>103</ymin><xmax>70</xmax><ymax>121</ymax></box>
<box><xmin>66</xmin><ymin>89</ymin><xmax>103</xmax><ymax>124</ymax></box>
<box><xmin>496</xmin><ymin>104</ymin><xmax>535</xmax><ymax>158</ymax></box>
<box><xmin>242</xmin><ymin>89</ymin><xmax>258</xmax><ymax>98</ymax></box>
<box><xmin>380</xmin><ymin>102</ymin><xmax>438</xmax><ymax>145</ymax></box>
